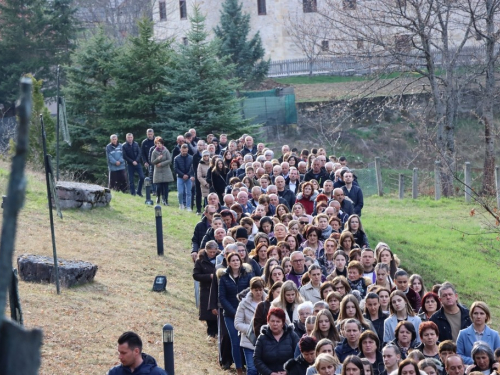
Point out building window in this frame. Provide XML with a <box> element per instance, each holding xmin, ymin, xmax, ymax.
<box><xmin>321</xmin><ymin>40</ymin><xmax>329</xmax><ymax>51</ymax></box>
<box><xmin>182</xmin><ymin>37</ymin><xmax>188</xmax><ymax>45</ymax></box>
<box><xmin>357</xmin><ymin>38</ymin><xmax>364</xmax><ymax>49</ymax></box>
<box><xmin>343</xmin><ymin>0</ymin><xmax>357</xmax><ymax>10</ymax></box>
<box><xmin>303</xmin><ymin>0</ymin><xmax>317</xmax><ymax>12</ymax></box>
<box><xmin>257</xmin><ymin>0</ymin><xmax>267</xmax><ymax>15</ymax></box>
<box><xmin>159</xmin><ymin>1</ymin><xmax>167</xmax><ymax>21</ymax></box>
<box><xmin>180</xmin><ymin>0</ymin><xmax>187</xmax><ymax>19</ymax></box>
<box><xmin>395</xmin><ymin>34</ymin><xmax>411</xmax><ymax>52</ymax></box>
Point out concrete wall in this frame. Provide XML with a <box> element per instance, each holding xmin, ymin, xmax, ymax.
<box><xmin>152</xmin><ymin>0</ymin><xmax>313</xmax><ymax>60</ymax></box>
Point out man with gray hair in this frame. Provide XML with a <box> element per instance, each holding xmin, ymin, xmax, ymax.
<box><xmin>430</xmin><ymin>282</ymin><xmax>472</xmax><ymax>342</ymax></box>
<box><xmin>286</xmin><ymin>251</ymin><xmax>307</xmax><ymax>288</ymax></box>
<box><xmin>106</xmin><ymin>134</ymin><xmax>127</xmax><ymax>193</ymax></box>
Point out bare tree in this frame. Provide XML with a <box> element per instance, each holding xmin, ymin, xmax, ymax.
<box><xmin>288</xmin><ymin>0</ymin><xmax>485</xmax><ymax>196</ymax></box>
<box><xmin>467</xmin><ymin>0</ymin><xmax>500</xmax><ymax>194</ymax></box>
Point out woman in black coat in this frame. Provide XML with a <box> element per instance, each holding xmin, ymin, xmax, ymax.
<box><xmin>207</xmin><ymin>158</ymin><xmax>228</xmax><ymax>204</ymax></box>
<box><xmin>193</xmin><ymin>242</ymin><xmax>219</xmax><ymax>338</ymax></box>
<box><xmin>253</xmin><ymin>307</ymin><xmax>300</xmax><ymax>375</ymax></box>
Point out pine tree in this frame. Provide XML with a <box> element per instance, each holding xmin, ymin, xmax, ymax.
<box><xmin>102</xmin><ymin>19</ymin><xmax>174</xmax><ymax>137</ymax></box>
<box><xmin>61</xmin><ymin>29</ymin><xmax>117</xmax><ymax>182</ymax></box>
<box><xmin>214</xmin><ymin>0</ymin><xmax>269</xmax><ymax>89</ymax></box>
<box><xmin>156</xmin><ymin>6</ymin><xmax>252</xmax><ymax>141</ymax></box>
<box><xmin>0</xmin><ymin>0</ymin><xmax>77</xmax><ymax>113</ymax></box>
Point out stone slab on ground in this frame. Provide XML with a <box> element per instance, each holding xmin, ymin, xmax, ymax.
<box><xmin>17</xmin><ymin>254</ymin><xmax>98</xmax><ymax>288</ymax></box>
<box><xmin>54</xmin><ymin>181</ymin><xmax>111</xmax><ymax>210</ymax></box>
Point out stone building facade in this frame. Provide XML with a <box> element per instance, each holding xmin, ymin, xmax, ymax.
<box><xmin>152</xmin><ymin>0</ymin><xmax>320</xmax><ymax>61</ymax></box>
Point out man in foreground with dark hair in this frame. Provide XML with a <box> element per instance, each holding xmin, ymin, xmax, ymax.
<box><xmin>108</xmin><ymin>331</ymin><xmax>167</xmax><ymax>374</ymax></box>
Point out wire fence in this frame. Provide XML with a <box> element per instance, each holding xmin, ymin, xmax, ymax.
<box><xmin>353</xmin><ymin>160</ymin><xmax>495</xmax><ymax>201</ymax></box>
<box><xmin>268</xmin><ymin>45</ymin><xmax>498</xmax><ymax>77</ymax></box>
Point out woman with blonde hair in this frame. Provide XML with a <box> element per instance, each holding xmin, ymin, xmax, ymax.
<box><xmin>272</xmin><ymin>280</ymin><xmax>304</xmax><ymax>324</ymax></box>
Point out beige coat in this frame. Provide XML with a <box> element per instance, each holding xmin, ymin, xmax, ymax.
<box><xmin>197</xmin><ymin>161</ymin><xmax>211</xmax><ymax>198</ymax></box>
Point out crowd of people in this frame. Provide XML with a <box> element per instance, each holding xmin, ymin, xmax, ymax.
<box><xmin>106</xmin><ymin>129</ymin><xmax>500</xmax><ymax>375</ymax></box>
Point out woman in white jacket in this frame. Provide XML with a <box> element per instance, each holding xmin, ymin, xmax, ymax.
<box><xmin>234</xmin><ymin>277</ymin><xmax>267</xmax><ymax>375</ymax></box>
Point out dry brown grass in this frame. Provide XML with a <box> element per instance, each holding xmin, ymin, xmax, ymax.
<box><xmin>0</xmin><ymin>161</ymin><xmax>224</xmax><ymax>375</ymax></box>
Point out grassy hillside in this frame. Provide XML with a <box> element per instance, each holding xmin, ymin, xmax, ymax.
<box><xmin>0</xmin><ymin>162</ymin><xmax>498</xmax><ymax>375</ymax></box>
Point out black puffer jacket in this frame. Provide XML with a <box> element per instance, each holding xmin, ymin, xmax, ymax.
<box><xmin>193</xmin><ymin>249</ymin><xmax>219</xmax><ymax>321</ymax></box>
<box><xmin>191</xmin><ymin>216</ymin><xmax>211</xmax><ymax>253</ymax></box>
<box><xmin>284</xmin><ymin>354</ymin><xmax>312</xmax><ymax>375</ymax></box>
<box><xmin>122</xmin><ymin>141</ymin><xmax>142</xmax><ymax>164</ymax></box>
<box><xmin>254</xmin><ymin>324</ymin><xmax>299</xmax><ymax>375</ymax></box>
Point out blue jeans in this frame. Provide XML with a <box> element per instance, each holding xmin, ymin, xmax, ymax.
<box><xmin>127</xmin><ymin>163</ymin><xmax>144</xmax><ymax>195</ymax></box>
<box><xmin>224</xmin><ymin>316</ymin><xmax>242</xmax><ymax>369</ymax></box>
<box><xmin>176</xmin><ymin>177</ymin><xmax>192</xmax><ymax>207</ymax></box>
<box><xmin>243</xmin><ymin>347</ymin><xmax>257</xmax><ymax>375</ymax></box>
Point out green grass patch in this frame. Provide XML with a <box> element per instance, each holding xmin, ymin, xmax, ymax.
<box><xmin>363</xmin><ymin>196</ymin><xmax>500</xmax><ymax>330</ymax></box>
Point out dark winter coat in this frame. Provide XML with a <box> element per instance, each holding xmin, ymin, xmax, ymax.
<box><xmin>141</xmin><ymin>138</ymin><xmax>155</xmax><ymax>164</ymax></box>
<box><xmin>173</xmin><ymin>154</ymin><xmax>194</xmax><ymax>178</ymax></box>
<box><xmin>364</xmin><ymin>311</ymin><xmax>389</xmax><ymax>343</ymax></box>
<box><xmin>342</xmin><ymin>184</ymin><xmax>364</xmax><ymax>216</ymax></box>
<box><xmin>193</xmin><ymin>249</ymin><xmax>219</xmax><ymax>321</ymax></box>
<box><xmin>254</xmin><ymin>300</ymin><xmax>272</xmax><ymax>340</ymax></box>
<box><xmin>254</xmin><ymin>324</ymin><xmax>300</xmax><ymax>375</ymax></box>
<box><xmin>278</xmin><ymin>188</ymin><xmax>296</xmax><ymax>209</ymax></box>
<box><xmin>430</xmin><ymin>304</ymin><xmax>472</xmax><ymax>342</ymax></box>
<box><xmin>241</xmin><ymin>145</ymin><xmax>257</xmax><ymax>157</ymax></box>
<box><xmin>304</xmin><ymin>169</ymin><xmax>329</xmax><ymax>187</ymax></box>
<box><xmin>217</xmin><ymin>264</ymin><xmax>254</xmax><ymax>318</ymax></box>
<box><xmin>352</xmin><ymin>229</ymin><xmax>370</xmax><ymax>248</ymax></box>
<box><xmin>335</xmin><ymin>338</ymin><xmax>360</xmax><ymax>362</ymax></box>
<box><xmin>122</xmin><ymin>141</ymin><xmax>142</xmax><ymax>165</ymax></box>
<box><xmin>359</xmin><ymin>351</ymin><xmax>385</xmax><ymax>375</ymax></box>
<box><xmin>191</xmin><ymin>216</ymin><xmax>211</xmax><ymax>253</ymax></box>
<box><xmin>107</xmin><ymin>353</ymin><xmax>167</xmax><ymax>375</ymax></box>
<box><xmin>207</xmin><ymin>168</ymin><xmax>227</xmax><ymax>197</ymax></box>
<box><xmin>284</xmin><ymin>354</ymin><xmax>312</xmax><ymax>375</ymax></box>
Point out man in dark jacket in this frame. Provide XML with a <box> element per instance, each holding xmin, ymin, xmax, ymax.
<box><xmin>241</xmin><ymin>136</ymin><xmax>257</xmax><ymax>157</ymax></box>
<box><xmin>333</xmin><ymin>188</ymin><xmax>354</xmax><ymax>217</ymax></box>
<box><xmin>284</xmin><ymin>336</ymin><xmax>317</xmax><ymax>375</ymax></box>
<box><xmin>430</xmin><ymin>282</ymin><xmax>472</xmax><ymax>342</ymax></box>
<box><xmin>108</xmin><ymin>331</ymin><xmax>167</xmax><ymax>375</ymax></box>
<box><xmin>191</xmin><ymin>205</ymin><xmax>217</xmax><ymax>261</ymax></box>
<box><xmin>122</xmin><ymin>133</ymin><xmax>144</xmax><ymax>196</ymax></box>
<box><xmin>141</xmin><ymin>129</ymin><xmax>156</xmax><ymax>193</ymax></box>
<box><xmin>304</xmin><ymin>159</ymin><xmax>329</xmax><ymax>187</ymax></box>
<box><xmin>342</xmin><ymin>170</ymin><xmax>364</xmax><ymax>216</ymax></box>
<box><xmin>275</xmin><ymin>176</ymin><xmax>296</xmax><ymax>209</ymax></box>
<box><xmin>174</xmin><ymin>144</ymin><xmax>194</xmax><ymax>211</ymax></box>
<box><xmin>335</xmin><ymin>319</ymin><xmax>361</xmax><ymax>362</ymax></box>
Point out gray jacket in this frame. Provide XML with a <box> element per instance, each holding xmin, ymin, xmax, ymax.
<box><xmin>106</xmin><ymin>143</ymin><xmax>126</xmax><ymax>171</ymax></box>
<box><xmin>151</xmin><ymin>147</ymin><xmax>174</xmax><ymax>183</ymax></box>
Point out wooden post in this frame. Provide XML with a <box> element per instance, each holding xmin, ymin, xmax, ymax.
<box><xmin>464</xmin><ymin>162</ymin><xmax>472</xmax><ymax>203</ymax></box>
<box><xmin>435</xmin><ymin>161</ymin><xmax>441</xmax><ymax>200</ymax></box>
<box><xmin>398</xmin><ymin>174</ymin><xmax>404</xmax><ymax>199</ymax></box>
<box><xmin>412</xmin><ymin>168</ymin><xmax>418</xmax><ymax>199</ymax></box>
<box><xmin>375</xmin><ymin>157</ymin><xmax>383</xmax><ymax>196</ymax></box>
<box><xmin>495</xmin><ymin>165</ymin><xmax>500</xmax><ymax>210</ymax></box>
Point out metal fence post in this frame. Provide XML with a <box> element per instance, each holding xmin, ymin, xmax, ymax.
<box><xmin>412</xmin><ymin>168</ymin><xmax>419</xmax><ymax>199</ymax></box>
<box><xmin>435</xmin><ymin>161</ymin><xmax>441</xmax><ymax>200</ymax></box>
<box><xmin>398</xmin><ymin>174</ymin><xmax>404</xmax><ymax>199</ymax></box>
<box><xmin>464</xmin><ymin>162</ymin><xmax>472</xmax><ymax>203</ymax></box>
<box><xmin>375</xmin><ymin>157</ymin><xmax>383</xmax><ymax>196</ymax></box>
<box><xmin>155</xmin><ymin>205</ymin><xmax>164</xmax><ymax>256</ymax></box>
<box><xmin>495</xmin><ymin>166</ymin><xmax>500</xmax><ymax>210</ymax></box>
